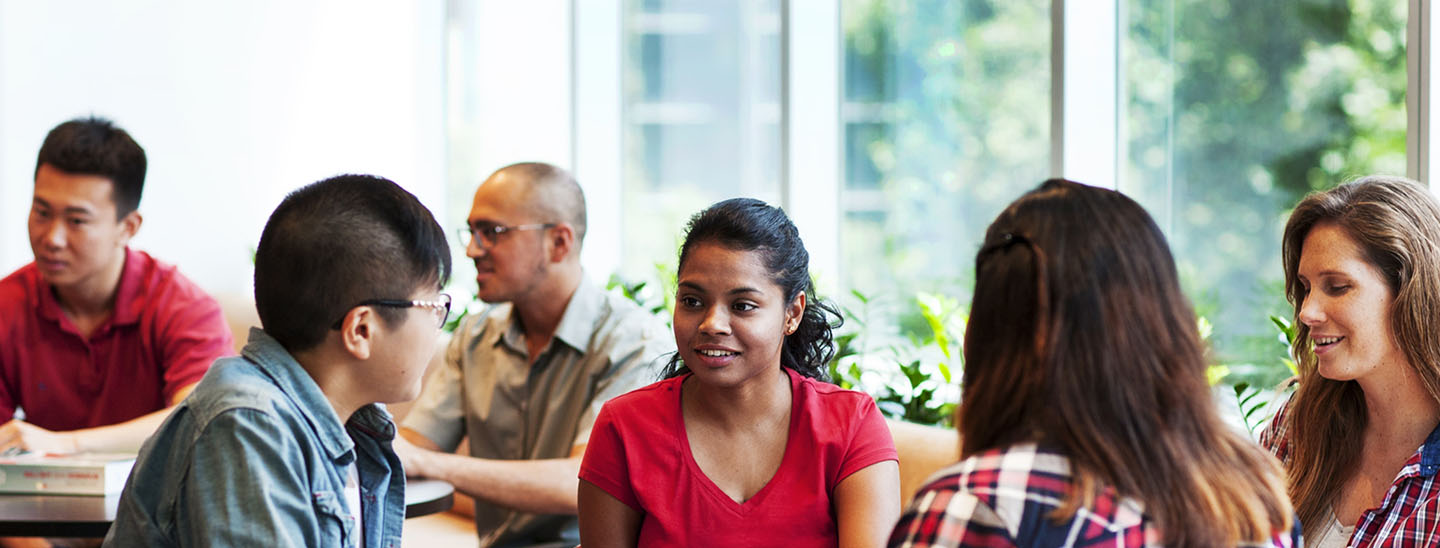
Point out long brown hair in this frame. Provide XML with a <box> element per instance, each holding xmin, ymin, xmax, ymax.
<box><xmin>960</xmin><ymin>179</ymin><xmax>1293</xmax><ymax>546</ymax></box>
<box><xmin>1279</xmin><ymin>175</ymin><xmax>1440</xmax><ymax>539</ymax></box>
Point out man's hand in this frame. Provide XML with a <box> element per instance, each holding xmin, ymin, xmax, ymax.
<box><xmin>392</xmin><ymin>432</ymin><xmax>432</xmax><ymax>478</ymax></box>
<box><xmin>0</xmin><ymin>419</ymin><xmax>78</xmax><ymax>455</ymax></box>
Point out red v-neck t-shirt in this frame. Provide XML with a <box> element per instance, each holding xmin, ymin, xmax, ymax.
<box><xmin>579</xmin><ymin>367</ymin><xmax>898</xmax><ymax>546</ymax></box>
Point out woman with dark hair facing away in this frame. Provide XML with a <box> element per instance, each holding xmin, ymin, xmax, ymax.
<box><xmin>1258</xmin><ymin>176</ymin><xmax>1440</xmax><ymax>547</ymax></box>
<box><xmin>890</xmin><ymin>179</ymin><xmax>1301</xmax><ymax>547</ymax></box>
<box><xmin>578</xmin><ymin>198</ymin><xmax>901</xmax><ymax>547</ymax></box>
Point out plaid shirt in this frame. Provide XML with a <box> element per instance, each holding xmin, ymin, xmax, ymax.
<box><xmin>1260</xmin><ymin>397</ymin><xmax>1440</xmax><ymax>547</ymax></box>
<box><xmin>888</xmin><ymin>443</ymin><xmax>1303</xmax><ymax>547</ymax></box>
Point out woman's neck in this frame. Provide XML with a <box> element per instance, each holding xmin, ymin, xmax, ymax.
<box><xmin>683</xmin><ymin>366</ymin><xmax>791</xmax><ymax>433</ymax></box>
<box><xmin>1360</xmin><ymin>362</ymin><xmax>1440</xmax><ymax>449</ymax></box>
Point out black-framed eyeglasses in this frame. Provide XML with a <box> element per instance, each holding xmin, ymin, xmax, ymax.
<box><xmin>456</xmin><ymin>223</ymin><xmax>556</xmax><ymax>248</ymax></box>
<box><xmin>330</xmin><ymin>293</ymin><xmax>452</xmax><ymax>330</ymax></box>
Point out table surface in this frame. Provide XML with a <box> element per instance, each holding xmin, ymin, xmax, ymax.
<box><xmin>0</xmin><ymin>478</ymin><xmax>455</xmax><ymax>538</ymax></box>
<box><xmin>404</xmin><ymin>478</ymin><xmax>456</xmax><ymax>519</ymax></box>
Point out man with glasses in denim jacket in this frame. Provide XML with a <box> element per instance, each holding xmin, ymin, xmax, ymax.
<box><xmin>395</xmin><ymin>162</ymin><xmax>671</xmax><ymax>547</ymax></box>
<box><xmin>105</xmin><ymin>174</ymin><xmax>451</xmax><ymax>547</ymax></box>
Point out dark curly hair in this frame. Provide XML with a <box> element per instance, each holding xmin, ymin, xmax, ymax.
<box><xmin>661</xmin><ymin>197</ymin><xmax>841</xmax><ymax>381</ymax></box>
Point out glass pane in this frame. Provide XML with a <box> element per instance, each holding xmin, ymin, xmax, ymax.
<box><xmin>1123</xmin><ymin>1</ymin><xmax>1407</xmax><ymax>386</ymax></box>
<box><xmin>622</xmin><ymin>0</ymin><xmax>782</xmax><ymax>279</ymax></box>
<box><xmin>840</xmin><ymin>0</ymin><xmax>1051</xmax><ymax>308</ymax></box>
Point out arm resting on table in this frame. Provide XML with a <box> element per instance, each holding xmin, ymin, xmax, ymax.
<box><xmin>0</xmin><ymin>384</ymin><xmax>196</xmax><ymax>455</ymax></box>
<box><xmin>397</xmin><ymin>427</ymin><xmax>584</xmax><ymax>515</ymax></box>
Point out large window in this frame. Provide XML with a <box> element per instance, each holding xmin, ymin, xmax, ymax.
<box><xmin>1122</xmin><ymin>1</ymin><xmax>1406</xmax><ymax>385</ymax></box>
<box><xmin>620</xmin><ymin>0</ymin><xmax>783</xmax><ymax>279</ymax></box>
<box><xmin>840</xmin><ymin>0</ymin><xmax>1050</xmax><ymax>310</ymax></box>
<box><xmin>606</xmin><ymin>0</ymin><xmax>1408</xmax><ymax>384</ymax></box>
<box><xmin>445</xmin><ymin>0</ymin><xmax>1413</xmax><ymax>391</ymax></box>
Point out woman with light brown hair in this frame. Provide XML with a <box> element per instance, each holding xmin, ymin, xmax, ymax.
<box><xmin>890</xmin><ymin>179</ymin><xmax>1300</xmax><ymax>547</ymax></box>
<box><xmin>1259</xmin><ymin>175</ymin><xmax>1440</xmax><ymax>547</ymax></box>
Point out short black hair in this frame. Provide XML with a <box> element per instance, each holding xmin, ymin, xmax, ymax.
<box><xmin>662</xmin><ymin>198</ymin><xmax>841</xmax><ymax>380</ymax></box>
<box><xmin>254</xmin><ymin>174</ymin><xmax>452</xmax><ymax>352</ymax></box>
<box><xmin>35</xmin><ymin>116</ymin><xmax>147</xmax><ymax>218</ymax></box>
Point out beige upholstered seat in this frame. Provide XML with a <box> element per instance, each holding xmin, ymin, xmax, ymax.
<box><xmin>886</xmin><ymin>418</ymin><xmax>961</xmax><ymax>507</ymax></box>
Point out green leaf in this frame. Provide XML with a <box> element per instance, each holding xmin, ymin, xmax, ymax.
<box><xmin>901</xmin><ymin>359</ymin><xmax>927</xmax><ymax>389</ymax></box>
<box><xmin>442</xmin><ymin>306</ymin><xmax>469</xmax><ymax>333</ymax></box>
<box><xmin>1270</xmin><ymin>315</ymin><xmax>1297</xmax><ymax>346</ymax></box>
<box><xmin>1206</xmin><ymin>364</ymin><xmax>1231</xmax><ymax>386</ymax></box>
<box><xmin>916</xmin><ymin>292</ymin><xmax>953</xmax><ymax>360</ymax></box>
<box><xmin>935</xmin><ymin>402</ymin><xmax>957</xmax><ymax>427</ymax></box>
<box><xmin>850</xmin><ymin>289</ymin><xmax>870</xmax><ymax>304</ymax></box>
<box><xmin>1238</xmin><ymin>390</ymin><xmax>1260</xmax><ymax>408</ymax></box>
<box><xmin>847</xmin><ymin>363</ymin><xmax>864</xmax><ymax>380</ymax></box>
<box><xmin>907</xmin><ymin>388</ymin><xmax>937</xmax><ymax>421</ymax></box>
<box><xmin>1229</xmin><ymin>381</ymin><xmax>1276</xmax><ymax>436</ymax></box>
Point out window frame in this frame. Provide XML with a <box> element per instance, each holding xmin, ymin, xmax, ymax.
<box><xmin>462</xmin><ymin>0</ymin><xmax>1432</xmax><ymax>285</ymax></box>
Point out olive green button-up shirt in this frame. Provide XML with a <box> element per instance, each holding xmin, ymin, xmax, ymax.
<box><xmin>403</xmin><ymin>276</ymin><xmax>672</xmax><ymax>547</ymax></box>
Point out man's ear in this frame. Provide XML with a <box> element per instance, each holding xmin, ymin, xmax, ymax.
<box><xmin>547</xmin><ymin>223</ymin><xmax>576</xmax><ymax>263</ymax></box>
<box><xmin>337</xmin><ymin>306</ymin><xmax>376</xmax><ymax>360</ymax></box>
<box><xmin>118</xmin><ymin>210</ymin><xmax>142</xmax><ymax>244</ymax></box>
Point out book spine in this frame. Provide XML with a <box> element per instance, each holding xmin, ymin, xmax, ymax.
<box><xmin>0</xmin><ymin>464</ymin><xmax>123</xmax><ymax>495</ymax></box>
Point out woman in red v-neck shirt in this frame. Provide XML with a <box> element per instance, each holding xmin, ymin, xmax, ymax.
<box><xmin>578</xmin><ymin>198</ymin><xmax>901</xmax><ymax>548</ymax></box>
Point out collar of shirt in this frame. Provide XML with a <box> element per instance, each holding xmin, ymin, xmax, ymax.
<box><xmin>240</xmin><ymin>327</ymin><xmax>373</xmax><ymax>463</ymax></box>
<box><xmin>36</xmin><ymin>246</ymin><xmax>147</xmax><ymax>329</ymax></box>
<box><xmin>1417</xmin><ymin>420</ymin><xmax>1440</xmax><ymax>477</ymax></box>
<box><xmin>1350</xmin><ymin>419</ymin><xmax>1440</xmax><ymax>546</ymax></box>
<box><xmin>498</xmin><ymin>275</ymin><xmax>606</xmax><ymax>356</ymax></box>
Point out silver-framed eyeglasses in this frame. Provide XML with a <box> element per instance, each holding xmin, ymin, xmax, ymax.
<box><xmin>456</xmin><ymin>223</ymin><xmax>555</xmax><ymax>248</ymax></box>
<box><xmin>331</xmin><ymin>293</ymin><xmax>452</xmax><ymax>330</ymax></box>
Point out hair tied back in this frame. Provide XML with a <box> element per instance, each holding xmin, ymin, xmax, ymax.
<box><xmin>981</xmin><ymin>231</ymin><xmax>1030</xmax><ymax>256</ymax></box>
<box><xmin>980</xmin><ymin>230</ymin><xmax>1049</xmax><ymax>360</ymax></box>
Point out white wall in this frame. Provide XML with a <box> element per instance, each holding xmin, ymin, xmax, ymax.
<box><xmin>0</xmin><ymin>0</ymin><xmax>446</xmax><ymax>301</ymax></box>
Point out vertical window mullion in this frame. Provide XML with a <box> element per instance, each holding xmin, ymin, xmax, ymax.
<box><xmin>1056</xmin><ymin>0</ymin><xmax>1122</xmax><ymax>190</ymax></box>
<box><xmin>1409</xmin><ymin>0</ymin><xmax>1431</xmax><ymax>186</ymax></box>
<box><xmin>782</xmin><ymin>0</ymin><xmax>841</xmax><ymax>287</ymax></box>
<box><xmin>573</xmin><ymin>0</ymin><xmax>624</xmax><ymax>278</ymax></box>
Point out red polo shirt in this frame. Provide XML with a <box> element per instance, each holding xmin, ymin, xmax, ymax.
<box><xmin>0</xmin><ymin>248</ymin><xmax>233</xmax><ymax>431</ymax></box>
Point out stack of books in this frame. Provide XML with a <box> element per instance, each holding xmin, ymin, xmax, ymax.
<box><xmin>0</xmin><ymin>452</ymin><xmax>135</xmax><ymax>495</ymax></box>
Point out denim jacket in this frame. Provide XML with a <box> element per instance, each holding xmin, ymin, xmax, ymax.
<box><xmin>104</xmin><ymin>328</ymin><xmax>406</xmax><ymax>547</ymax></box>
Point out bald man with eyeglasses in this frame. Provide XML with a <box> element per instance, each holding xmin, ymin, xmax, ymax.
<box><xmin>395</xmin><ymin>162</ymin><xmax>672</xmax><ymax>548</ymax></box>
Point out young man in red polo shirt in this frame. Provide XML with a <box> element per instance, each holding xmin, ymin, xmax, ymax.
<box><xmin>0</xmin><ymin>117</ymin><xmax>233</xmax><ymax>456</ymax></box>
